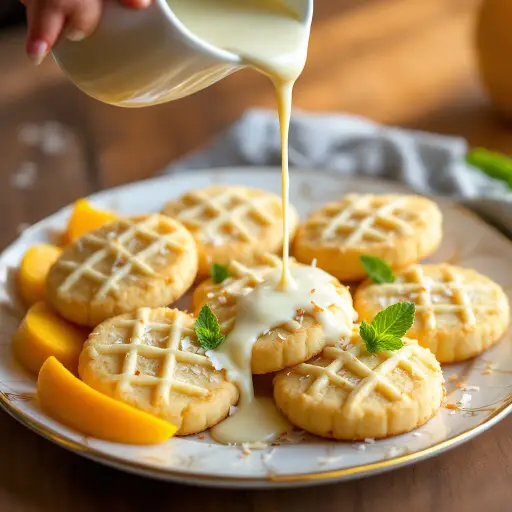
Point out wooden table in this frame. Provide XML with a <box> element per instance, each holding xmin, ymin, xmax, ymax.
<box><xmin>1</xmin><ymin>0</ymin><xmax>512</xmax><ymax>510</ymax></box>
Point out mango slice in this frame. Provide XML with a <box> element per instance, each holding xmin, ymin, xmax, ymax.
<box><xmin>13</xmin><ymin>302</ymin><xmax>88</xmax><ymax>375</ymax></box>
<box><xmin>66</xmin><ymin>199</ymin><xmax>117</xmax><ymax>242</ymax></box>
<box><xmin>18</xmin><ymin>244</ymin><xmax>62</xmax><ymax>306</ymax></box>
<box><xmin>38</xmin><ymin>357</ymin><xmax>177</xmax><ymax>444</ymax></box>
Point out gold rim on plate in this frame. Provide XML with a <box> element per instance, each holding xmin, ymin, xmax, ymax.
<box><xmin>1</xmin><ymin>390</ymin><xmax>511</xmax><ymax>486</ymax></box>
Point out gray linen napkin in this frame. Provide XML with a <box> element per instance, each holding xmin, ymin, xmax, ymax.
<box><xmin>166</xmin><ymin>109</ymin><xmax>512</xmax><ymax>236</ymax></box>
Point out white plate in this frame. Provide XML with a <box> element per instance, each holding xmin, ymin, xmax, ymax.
<box><xmin>0</xmin><ymin>168</ymin><xmax>511</xmax><ymax>489</ymax></box>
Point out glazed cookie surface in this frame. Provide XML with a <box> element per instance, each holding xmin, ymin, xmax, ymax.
<box><xmin>79</xmin><ymin>307</ymin><xmax>239</xmax><ymax>435</ymax></box>
<box><xmin>293</xmin><ymin>194</ymin><xmax>442</xmax><ymax>281</ymax></box>
<box><xmin>193</xmin><ymin>253</ymin><xmax>356</xmax><ymax>374</ymax></box>
<box><xmin>354</xmin><ymin>264</ymin><xmax>510</xmax><ymax>363</ymax></box>
<box><xmin>162</xmin><ymin>186</ymin><xmax>299</xmax><ymax>277</ymax></box>
<box><xmin>47</xmin><ymin>214</ymin><xmax>198</xmax><ymax>327</ymax></box>
<box><xmin>273</xmin><ymin>329</ymin><xmax>444</xmax><ymax>440</ymax></box>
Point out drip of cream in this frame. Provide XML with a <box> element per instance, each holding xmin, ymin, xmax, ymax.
<box><xmin>209</xmin><ymin>266</ymin><xmax>354</xmax><ymax>444</ymax></box>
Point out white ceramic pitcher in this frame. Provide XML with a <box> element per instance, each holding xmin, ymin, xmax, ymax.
<box><xmin>52</xmin><ymin>0</ymin><xmax>313</xmax><ymax>108</ymax></box>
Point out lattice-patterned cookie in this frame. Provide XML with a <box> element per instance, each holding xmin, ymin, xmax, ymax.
<box><xmin>193</xmin><ymin>253</ymin><xmax>356</xmax><ymax>374</ymax></box>
<box><xmin>293</xmin><ymin>194</ymin><xmax>442</xmax><ymax>281</ymax></box>
<box><xmin>273</xmin><ymin>329</ymin><xmax>444</xmax><ymax>440</ymax></box>
<box><xmin>47</xmin><ymin>214</ymin><xmax>198</xmax><ymax>327</ymax></box>
<box><xmin>162</xmin><ymin>186</ymin><xmax>299</xmax><ymax>277</ymax></box>
<box><xmin>354</xmin><ymin>264</ymin><xmax>510</xmax><ymax>363</ymax></box>
<box><xmin>79</xmin><ymin>308</ymin><xmax>239</xmax><ymax>435</ymax></box>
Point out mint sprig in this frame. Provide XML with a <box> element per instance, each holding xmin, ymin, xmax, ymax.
<box><xmin>360</xmin><ymin>255</ymin><xmax>395</xmax><ymax>284</ymax></box>
<box><xmin>195</xmin><ymin>305</ymin><xmax>225</xmax><ymax>350</ymax></box>
<box><xmin>210</xmin><ymin>263</ymin><xmax>231</xmax><ymax>284</ymax></box>
<box><xmin>359</xmin><ymin>302</ymin><xmax>415</xmax><ymax>353</ymax></box>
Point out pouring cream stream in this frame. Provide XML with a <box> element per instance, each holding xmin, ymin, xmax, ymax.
<box><xmin>168</xmin><ymin>0</ymin><xmax>353</xmax><ymax>445</ymax></box>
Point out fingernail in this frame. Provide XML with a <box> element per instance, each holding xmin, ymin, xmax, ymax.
<box><xmin>27</xmin><ymin>40</ymin><xmax>48</xmax><ymax>66</ymax></box>
<box><xmin>65</xmin><ymin>29</ymin><xmax>87</xmax><ymax>42</ymax></box>
<box><xmin>136</xmin><ymin>0</ymin><xmax>151</xmax><ymax>7</ymax></box>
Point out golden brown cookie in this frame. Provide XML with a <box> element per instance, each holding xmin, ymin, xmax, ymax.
<box><xmin>354</xmin><ymin>264</ymin><xmax>510</xmax><ymax>363</ymax></box>
<box><xmin>79</xmin><ymin>307</ymin><xmax>239</xmax><ymax>435</ymax></box>
<box><xmin>273</xmin><ymin>329</ymin><xmax>444</xmax><ymax>440</ymax></box>
<box><xmin>47</xmin><ymin>214</ymin><xmax>197</xmax><ymax>327</ymax></box>
<box><xmin>162</xmin><ymin>186</ymin><xmax>299</xmax><ymax>277</ymax></box>
<box><xmin>193</xmin><ymin>254</ymin><xmax>356</xmax><ymax>374</ymax></box>
<box><xmin>293</xmin><ymin>194</ymin><xmax>442</xmax><ymax>281</ymax></box>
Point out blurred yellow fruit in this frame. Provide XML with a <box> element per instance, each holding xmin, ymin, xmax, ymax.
<box><xmin>38</xmin><ymin>357</ymin><xmax>177</xmax><ymax>444</ymax></box>
<box><xmin>18</xmin><ymin>244</ymin><xmax>62</xmax><ymax>306</ymax></box>
<box><xmin>66</xmin><ymin>199</ymin><xmax>117</xmax><ymax>243</ymax></box>
<box><xmin>476</xmin><ymin>0</ymin><xmax>512</xmax><ymax>118</ymax></box>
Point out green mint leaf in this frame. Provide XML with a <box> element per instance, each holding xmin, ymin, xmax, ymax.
<box><xmin>373</xmin><ymin>334</ymin><xmax>404</xmax><ymax>352</ymax></box>
<box><xmin>195</xmin><ymin>305</ymin><xmax>225</xmax><ymax>350</ymax></box>
<box><xmin>466</xmin><ymin>148</ymin><xmax>512</xmax><ymax>189</ymax></box>
<box><xmin>360</xmin><ymin>255</ymin><xmax>396</xmax><ymax>284</ymax></box>
<box><xmin>210</xmin><ymin>263</ymin><xmax>231</xmax><ymax>284</ymax></box>
<box><xmin>359</xmin><ymin>320</ymin><xmax>378</xmax><ymax>352</ymax></box>
<box><xmin>372</xmin><ymin>301</ymin><xmax>415</xmax><ymax>339</ymax></box>
<box><xmin>359</xmin><ymin>302</ymin><xmax>415</xmax><ymax>353</ymax></box>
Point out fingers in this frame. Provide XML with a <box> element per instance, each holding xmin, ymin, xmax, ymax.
<box><xmin>65</xmin><ymin>0</ymin><xmax>102</xmax><ymax>42</ymax></box>
<box><xmin>25</xmin><ymin>1</ymin><xmax>66</xmax><ymax>65</ymax></box>
<box><xmin>25</xmin><ymin>0</ymin><xmax>154</xmax><ymax>66</ymax></box>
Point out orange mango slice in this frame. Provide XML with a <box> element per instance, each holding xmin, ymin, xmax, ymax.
<box><xmin>13</xmin><ymin>302</ymin><xmax>88</xmax><ymax>375</ymax></box>
<box><xmin>38</xmin><ymin>357</ymin><xmax>177</xmax><ymax>444</ymax></box>
<box><xmin>18</xmin><ymin>244</ymin><xmax>62</xmax><ymax>306</ymax></box>
<box><xmin>66</xmin><ymin>199</ymin><xmax>117</xmax><ymax>242</ymax></box>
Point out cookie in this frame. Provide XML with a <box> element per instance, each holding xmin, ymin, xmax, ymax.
<box><xmin>293</xmin><ymin>194</ymin><xmax>442</xmax><ymax>282</ymax></box>
<box><xmin>273</xmin><ymin>329</ymin><xmax>444</xmax><ymax>440</ymax></box>
<box><xmin>193</xmin><ymin>253</ymin><xmax>356</xmax><ymax>374</ymax></box>
<box><xmin>354</xmin><ymin>264</ymin><xmax>510</xmax><ymax>363</ymax></box>
<box><xmin>162</xmin><ymin>186</ymin><xmax>299</xmax><ymax>277</ymax></box>
<box><xmin>47</xmin><ymin>214</ymin><xmax>198</xmax><ymax>327</ymax></box>
<box><xmin>79</xmin><ymin>307</ymin><xmax>239</xmax><ymax>436</ymax></box>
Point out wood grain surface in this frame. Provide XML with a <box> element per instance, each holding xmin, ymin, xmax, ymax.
<box><xmin>0</xmin><ymin>1</ymin><xmax>512</xmax><ymax>510</ymax></box>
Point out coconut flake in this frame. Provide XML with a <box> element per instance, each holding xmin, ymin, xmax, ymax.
<box><xmin>181</xmin><ymin>336</ymin><xmax>194</xmax><ymax>352</ymax></box>
<box><xmin>317</xmin><ymin>455</ymin><xmax>343</xmax><ymax>466</ymax></box>
<box><xmin>386</xmin><ymin>446</ymin><xmax>403</xmax><ymax>458</ymax></box>
<box><xmin>457</xmin><ymin>393</ymin><xmax>472</xmax><ymax>408</ymax></box>
<box><xmin>11</xmin><ymin>162</ymin><xmax>37</xmax><ymax>190</ymax></box>
<box><xmin>460</xmin><ymin>385</ymin><xmax>480</xmax><ymax>392</ymax></box>
<box><xmin>242</xmin><ymin>441</ymin><xmax>267</xmax><ymax>450</ymax></box>
<box><xmin>206</xmin><ymin>350</ymin><xmax>224</xmax><ymax>371</ymax></box>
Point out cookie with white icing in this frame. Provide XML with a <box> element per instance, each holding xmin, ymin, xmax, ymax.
<box><xmin>354</xmin><ymin>264</ymin><xmax>510</xmax><ymax>363</ymax></box>
<box><xmin>79</xmin><ymin>307</ymin><xmax>238</xmax><ymax>435</ymax></box>
<box><xmin>47</xmin><ymin>214</ymin><xmax>197</xmax><ymax>327</ymax></box>
<box><xmin>193</xmin><ymin>253</ymin><xmax>356</xmax><ymax>374</ymax></box>
<box><xmin>293</xmin><ymin>194</ymin><xmax>442</xmax><ymax>282</ymax></box>
<box><xmin>162</xmin><ymin>186</ymin><xmax>299</xmax><ymax>278</ymax></box>
<box><xmin>273</xmin><ymin>329</ymin><xmax>444</xmax><ymax>440</ymax></box>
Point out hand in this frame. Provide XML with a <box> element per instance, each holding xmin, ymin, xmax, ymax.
<box><xmin>23</xmin><ymin>0</ymin><xmax>153</xmax><ymax>65</ymax></box>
